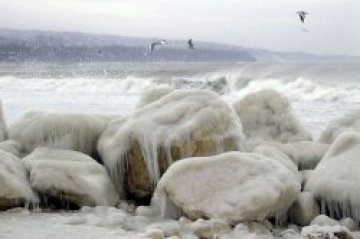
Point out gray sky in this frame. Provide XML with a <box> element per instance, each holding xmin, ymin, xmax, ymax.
<box><xmin>0</xmin><ymin>0</ymin><xmax>359</xmax><ymax>55</ymax></box>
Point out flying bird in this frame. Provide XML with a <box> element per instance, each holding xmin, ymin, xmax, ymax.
<box><xmin>297</xmin><ymin>11</ymin><xmax>308</xmax><ymax>23</ymax></box>
<box><xmin>150</xmin><ymin>39</ymin><xmax>167</xmax><ymax>53</ymax></box>
<box><xmin>187</xmin><ymin>38</ymin><xmax>194</xmax><ymax>50</ymax></box>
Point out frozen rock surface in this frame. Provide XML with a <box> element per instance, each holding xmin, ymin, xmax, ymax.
<box><xmin>289</xmin><ymin>192</ymin><xmax>320</xmax><ymax>226</ymax></box>
<box><xmin>0</xmin><ymin>140</ymin><xmax>21</xmax><ymax>157</ymax></box>
<box><xmin>23</xmin><ymin>148</ymin><xmax>118</xmax><ymax>207</ymax></box>
<box><xmin>0</xmin><ymin>150</ymin><xmax>38</xmax><ymax>210</ymax></box>
<box><xmin>301</xmin><ymin>225</ymin><xmax>353</xmax><ymax>239</ymax></box>
<box><xmin>305</xmin><ymin>131</ymin><xmax>360</xmax><ymax>222</ymax></box>
<box><xmin>9</xmin><ymin>111</ymin><xmax>108</xmax><ymax>157</ymax></box>
<box><xmin>233</xmin><ymin>89</ymin><xmax>311</xmax><ymax>149</ymax></box>
<box><xmin>136</xmin><ymin>86</ymin><xmax>173</xmax><ymax>108</ymax></box>
<box><xmin>153</xmin><ymin>151</ymin><xmax>300</xmax><ymax>224</ymax></box>
<box><xmin>98</xmin><ymin>89</ymin><xmax>243</xmax><ymax>199</ymax></box>
<box><xmin>320</xmin><ymin>108</ymin><xmax>360</xmax><ymax>144</ymax></box>
<box><xmin>0</xmin><ymin>101</ymin><xmax>8</xmax><ymax>141</ymax></box>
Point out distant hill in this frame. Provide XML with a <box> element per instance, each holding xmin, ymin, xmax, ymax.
<box><xmin>0</xmin><ymin>29</ymin><xmax>255</xmax><ymax>62</ymax></box>
<box><xmin>0</xmin><ymin>28</ymin><xmax>358</xmax><ymax>63</ymax></box>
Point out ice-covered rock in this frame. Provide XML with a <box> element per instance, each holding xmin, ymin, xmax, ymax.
<box><xmin>23</xmin><ymin>148</ymin><xmax>118</xmax><ymax>208</ymax></box>
<box><xmin>0</xmin><ymin>101</ymin><xmax>8</xmax><ymax>142</ymax></box>
<box><xmin>340</xmin><ymin>218</ymin><xmax>358</xmax><ymax>232</ymax></box>
<box><xmin>305</xmin><ymin>131</ymin><xmax>360</xmax><ymax>222</ymax></box>
<box><xmin>98</xmin><ymin>90</ymin><xmax>244</xmax><ymax>200</ymax></box>
<box><xmin>320</xmin><ymin>108</ymin><xmax>360</xmax><ymax>144</ymax></box>
<box><xmin>9</xmin><ymin>111</ymin><xmax>109</xmax><ymax>158</ymax></box>
<box><xmin>0</xmin><ymin>140</ymin><xmax>21</xmax><ymax>157</ymax></box>
<box><xmin>233</xmin><ymin>89</ymin><xmax>311</xmax><ymax>149</ymax></box>
<box><xmin>152</xmin><ymin>151</ymin><xmax>300</xmax><ymax>224</ymax></box>
<box><xmin>136</xmin><ymin>86</ymin><xmax>173</xmax><ymax>108</ymax></box>
<box><xmin>289</xmin><ymin>192</ymin><xmax>320</xmax><ymax>226</ymax></box>
<box><xmin>190</xmin><ymin>218</ymin><xmax>232</xmax><ymax>238</ymax></box>
<box><xmin>146</xmin><ymin>221</ymin><xmax>180</xmax><ymax>237</ymax></box>
<box><xmin>301</xmin><ymin>170</ymin><xmax>313</xmax><ymax>190</ymax></box>
<box><xmin>311</xmin><ymin>215</ymin><xmax>340</xmax><ymax>227</ymax></box>
<box><xmin>301</xmin><ymin>225</ymin><xmax>353</xmax><ymax>239</ymax></box>
<box><xmin>0</xmin><ymin>150</ymin><xmax>38</xmax><ymax>210</ymax></box>
<box><xmin>224</xmin><ymin>222</ymin><xmax>275</xmax><ymax>239</ymax></box>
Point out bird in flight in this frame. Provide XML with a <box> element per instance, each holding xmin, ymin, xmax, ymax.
<box><xmin>150</xmin><ymin>39</ymin><xmax>167</xmax><ymax>53</ymax></box>
<box><xmin>187</xmin><ymin>38</ymin><xmax>194</xmax><ymax>50</ymax></box>
<box><xmin>297</xmin><ymin>11</ymin><xmax>308</xmax><ymax>23</ymax></box>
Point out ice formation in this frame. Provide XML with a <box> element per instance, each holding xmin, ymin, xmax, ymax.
<box><xmin>301</xmin><ymin>225</ymin><xmax>353</xmax><ymax>239</ymax></box>
<box><xmin>0</xmin><ymin>140</ymin><xmax>21</xmax><ymax>157</ymax></box>
<box><xmin>232</xmin><ymin>89</ymin><xmax>311</xmax><ymax>149</ymax></box>
<box><xmin>98</xmin><ymin>89</ymin><xmax>244</xmax><ymax>199</ymax></box>
<box><xmin>152</xmin><ymin>151</ymin><xmax>300</xmax><ymax>224</ymax></box>
<box><xmin>136</xmin><ymin>86</ymin><xmax>173</xmax><ymax>108</ymax></box>
<box><xmin>224</xmin><ymin>222</ymin><xmax>275</xmax><ymax>239</ymax></box>
<box><xmin>9</xmin><ymin>111</ymin><xmax>109</xmax><ymax>157</ymax></box>
<box><xmin>305</xmin><ymin>131</ymin><xmax>360</xmax><ymax>222</ymax></box>
<box><xmin>0</xmin><ymin>149</ymin><xmax>38</xmax><ymax>209</ymax></box>
<box><xmin>289</xmin><ymin>192</ymin><xmax>320</xmax><ymax>226</ymax></box>
<box><xmin>320</xmin><ymin>107</ymin><xmax>360</xmax><ymax>144</ymax></box>
<box><xmin>0</xmin><ymin>101</ymin><xmax>8</xmax><ymax>141</ymax></box>
<box><xmin>23</xmin><ymin>148</ymin><xmax>118</xmax><ymax>207</ymax></box>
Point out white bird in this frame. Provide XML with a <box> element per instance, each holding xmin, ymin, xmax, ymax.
<box><xmin>150</xmin><ymin>39</ymin><xmax>167</xmax><ymax>53</ymax></box>
<box><xmin>297</xmin><ymin>11</ymin><xmax>308</xmax><ymax>23</ymax></box>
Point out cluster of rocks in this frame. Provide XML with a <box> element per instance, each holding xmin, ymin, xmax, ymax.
<box><xmin>1</xmin><ymin>88</ymin><xmax>360</xmax><ymax>238</ymax></box>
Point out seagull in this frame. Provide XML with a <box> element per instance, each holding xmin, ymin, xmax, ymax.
<box><xmin>187</xmin><ymin>38</ymin><xmax>194</xmax><ymax>50</ymax></box>
<box><xmin>297</xmin><ymin>11</ymin><xmax>308</xmax><ymax>23</ymax></box>
<box><xmin>150</xmin><ymin>39</ymin><xmax>167</xmax><ymax>53</ymax></box>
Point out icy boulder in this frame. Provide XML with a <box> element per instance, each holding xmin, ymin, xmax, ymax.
<box><xmin>98</xmin><ymin>90</ymin><xmax>244</xmax><ymax>199</ymax></box>
<box><xmin>0</xmin><ymin>150</ymin><xmax>38</xmax><ymax>210</ymax></box>
<box><xmin>288</xmin><ymin>192</ymin><xmax>320</xmax><ymax>226</ymax></box>
<box><xmin>136</xmin><ymin>86</ymin><xmax>173</xmax><ymax>108</ymax></box>
<box><xmin>23</xmin><ymin>148</ymin><xmax>118</xmax><ymax>208</ymax></box>
<box><xmin>152</xmin><ymin>151</ymin><xmax>300</xmax><ymax>224</ymax></box>
<box><xmin>301</xmin><ymin>225</ymin><xmax>353</xmax><ymax>239</ymax></box>
<box><xmin>0</xmin><ymin>101</ymin><xmax>8</xmax><ymax>142</ymax></box>
<box><xmin>0</xmin><ymin>140</ymin><xmax>21</xmax><ymax>157</ymax></box>
<box><xmin>233</xmin><ymin>89</ymin><xmax>311</xmax><ymax>149</ymax></box>
<box><xmin>320</xmin><ymin>108</ymin><xmax>360</xmax><ymax>144</ymax></box>
<box><xmin>305</xmin><ymin>131</ymin><xmax>360</xmax><ymax>222</ymax></box>
<box><xmin>9</xmin><ymin>111</ymin><xmax>109</xmax><ymax>157</ymax></box>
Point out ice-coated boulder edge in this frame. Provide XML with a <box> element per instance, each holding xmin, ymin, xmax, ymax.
<box><xmin>288</xmin><ymin>192</ymin><xmax>320</xmax><ymax>226</ymax></box>
<box><xmin>98</xmin><ymin>89</ymin><xmax>244</xmax><ymax>199</ymax></box>
<box><xmin>0</xmin><ymin>101</ymin><xmax>8</xmax><ymax>142</ymax></box>
<box><xmin>0</xmin><ymin>140</ymin><xmax>21</xmax><ymax>157</ymax></box>
<box><xmin>136</xmin><ymin>85</ymin><xmax>174</xmax><ymax>108</ymax></box>
<box><xmin>305</xmin><ymin>131</ymin><xmax>360</xmax><ymax>222</ymax></box>
<box><xmin>0</xmin><ymin>150</ymin><xmax>38</xmax><ymax>209</ymax></box>
<box><xmin>151</xmin><ymin>151</ymin><xmax>300</xmax><ymax>224</ymax></box>
<box><xmin>9</xmin><ymin>111</ymin><xmax>109</xmax><ymax>157</ymax></box>
<box><xmin>23</xmin><ymin>148</ymin><xmax>118</xmax><ymax>207</ymax></box>
<box><xmin>320</xmin><ymin>107</ymin><xmax>360</xmax><ymax>144</ymax></box>
<box><xmin>233</xmin><ymin>89</ymin><xmax>312</xmax><ymax>149</ymax></box>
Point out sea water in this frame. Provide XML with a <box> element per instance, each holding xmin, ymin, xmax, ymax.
<box><xmin>0</xmin><ymin>62</ymin><xmax>359</xmax><ymax>139</ymax></box>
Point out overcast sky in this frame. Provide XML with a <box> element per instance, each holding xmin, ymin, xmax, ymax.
<box><xmin>0</xmin><ymin>0</ymin><xmax>359</xmax><ymax>55</ymax></box>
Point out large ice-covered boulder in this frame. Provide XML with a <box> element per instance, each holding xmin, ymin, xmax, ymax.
<box><xmin>9</xmin><ymin>111</ymin><xmax>109</xmax><ymax>158</ymax></box>
<box><xmin>0</xmin><ymin>150</ymin><xmax>38</xmax><ymax>210</ymax></box>
<box><xmin>23</xmin><ymin>148</ymin><xmax>118</xmax><ymax>208</ymax></box>
<box><xmin>0</xmin><ymin>101</ymin><xmax>8</xmax><ymax>142</ymax></box>
<box><xmin>0</xmin><ymin>140</ymin><xmax>21</xmax><ymax>157</ymax></box>
<box><xmin>288</xmin><ymin>192</ymin><xmax>320</xmax><ymax>226</ymax></box>
<box><xmin>320</xmin><ymin>108</ymin><xmax>360</xmax><ymax>144</ymax></box>
<box><xmin>98</xmin><ymin>90</ymin><xmax>244</xmax><ymax>200</ymax></box>
<box><xmin>233</xmin><ymin>89</ymin><xmax>311</xmax><ymax>149</ymax></box>
<box><xmin>305</xmin><ymin>131</ymin><xmax>360</xmax><ymax>222</ymax></box>
<box><xmin>152</xmin><ymin>151</ymin><xmax>300</xmax><ymax>224</ymax></box>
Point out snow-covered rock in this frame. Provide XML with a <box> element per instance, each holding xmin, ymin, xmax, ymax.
<box><xmin>152</xmin><ymin>151</ymin><xmax>300</xmax><ymax>224</ymax></box>
<box><xmin>305</xmin><ymin>131</ymin><xmax>360</xmax><ymax>222</ymax></box>
<box><xmin>0</xmin><ymin>140</ymin><xmax>21</xmax><ymax>157</ymax></box>
<box><xmin>136</xmin><ymin>86</ymin><xmax>173</xmax><ymax>108</ymax></box>
<box><xmin>289</xmin><ymin>192</ymin><xmax>320</xmax><ymax>226</ymax></box>
<box><xmin>0</xmin><ymin>150</ymin><xmax>38</xmax><ymax>210</ymax></box>
<box><xmin>233</xmin><ymin>89</ymin><xmax>311</xmax><ymax>149</ymax></box>
<box><xmin>320</xmin><ymin>108</ymin><xmax>360</xmax><ymax>144</ymax></box>
<box><xmin>0</xmin><ymin>101</ymin><xmax>8</xmax><ymax>142</ymax></box>
<box><xmin>301</xmin><ymin>225</ymin><xmax>353</xmax><ymax>239</ymax></box>
<box><xmin>98</xmin><ymin>90</ymin><xmax>244</xmax><ymax>199</ymax></box>
<box><xmin>23</xmin><ymin>148</ymin><xmax>118</xmax><ymax>207</ymax></box>
<box><xmin>9</xmin><ymin>111</ymin><xmax>109</xmax><ymax>157</ymax></box>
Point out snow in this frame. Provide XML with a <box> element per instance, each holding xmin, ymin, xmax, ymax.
<box><xmin>0</xmin><ymin>150</ymin><xmax>38</xmax><ymax>209</ymax></box>
<box><xmin>305</xmin><ymin>131</ymin><xmax>360</xmax><ymax>222</ymax></box>
<box><xmin>9</xmin><ymin>111</ymin><xmax>109</xmax><ymax>157</ymax></box>
<box><xmin>232</xmin><ymin>89</ymin><xmax>312</xmax><ymax>149</ymax></box>
<box><xmin>152</xmin><ymin>151</ymin><xmax>300</xmax><ymax>224</ymax></box>
<box><xmin>98</xmin><ymin>89</ymin><xmax>244</xmax><ymax>198</ymax></box>
<box><xmin>23</xmin><ymin>148</ymin><xmax>118</xmax><ymax>207</ymax></box>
